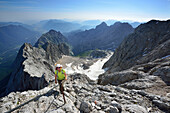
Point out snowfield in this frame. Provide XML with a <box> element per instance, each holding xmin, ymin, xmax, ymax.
<box><xmin>64</xmin><ymin>53</ymin><xmax>113</xmax><ymax>80</ymax></box>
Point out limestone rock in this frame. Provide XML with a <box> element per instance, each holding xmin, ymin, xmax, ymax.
<box><xmin>98</xmin><ymin>70</ymin><xmax>142</xmax><ymax>85</ymax></box>
<box><xmin>123</xmin><ymin>104</ymin><xmax>148</xmax><ymax>113</ymax></box>
<box><xmin>103</xmin><ymin>20</ymin><xmax>170</xmax><ymax>72</ymax></box>
<box><xmin>80</xmin><ymin>101</ymin><xmax>92</xmax><ymax>113</ymax></box>
<box><xmin>34</xmin><ymin>29</ymin><xmax>68</xmax><ymax>48</ymax></box>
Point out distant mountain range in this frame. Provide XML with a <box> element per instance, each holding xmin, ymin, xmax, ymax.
<box><xmin>79</xmin><ymin>20</ymin><xmax>141</xmax><ymax>28</ymax></box>
<box><xmin>0</xmin><ymin>19</ymin><xmax>141</xmax><ymax>33</ymax></box>
<box><xmin>67</xmin><ymin>22</ymin><xmax>134</xmax><ymax>55</ymax></box>
<box><xmin>0</xmin><ymin>25</ymin><xmax>40</xmax><ymax>53</ymax></box>
<box><xmin>32</xmin><ymin>19</ymin><xmax>93</xmax><ymax>33</ymax></box>
<box><xmin>0</xmin><ymin>22</ymin><xmax>34</xmax><ymax>31</ymax></box>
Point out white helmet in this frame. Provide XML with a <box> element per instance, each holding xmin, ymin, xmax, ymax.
<box><xmin>56</xmin><ymin>64</ymin><xmax>61</xmax><ymax>67</ymax></box>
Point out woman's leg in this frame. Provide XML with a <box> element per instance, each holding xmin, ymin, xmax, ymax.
<box><xmin>58</xmin><ymin>80</ymin><xmax>66</xmax><ymax>103</ymax></box>
<box><xmin>58</xmin><ymin>80</ymin><xmax>63</xmax><ymax>93</ymax></box>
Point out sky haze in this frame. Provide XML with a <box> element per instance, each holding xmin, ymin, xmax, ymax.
<box><xmin>0</xmin><ymin>0</ymin><xmax>169</xmax><ymax>23</ymax></box>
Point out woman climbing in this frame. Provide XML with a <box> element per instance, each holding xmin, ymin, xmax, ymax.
<box><xmin>55</xmin><ymin>64</ymin><xmax>67</xmax><ymax>104</ymax></box>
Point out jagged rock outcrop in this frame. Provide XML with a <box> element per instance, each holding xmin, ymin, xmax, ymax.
<box><xmin>34</xmin><ymin>29</ymin><xmax>72</xmax><ymax>58</ymax></box>
<box><xmin>1</xmin><ymin>30</ymin><xmax>71</xmax><ymax>97</ymax></box>
<box><xmin>67</xmin><ymin>22</ymin><xmax>134</xmax><ymax>55</ymax></box>
<box><xmin>42</xmin><ymin>42</ymin><xmax>70</xmax><ymax>64</ymax></box>
<box><xmin>99</xmin><ymin>55</ymin><xmax>170</xmax><ymax>86</ymax></box>
<box><xmin>0</xmin><ymin>25</ymin><xmax>40</xmax><ymax>81</ymax></box>
<box><xmin>103</xmin><ymin>20</ymin><xmax>170</xmax><ymax>72</ymax></box>
<box><xmin>3</xmin><ymin>43</ymin><xmax>52</xmax><ymax>96</ymax></box>
<box><xmin>98</xmin><ymin>70</ymin><xmax>144</xmax><ymax>85</ymax></box>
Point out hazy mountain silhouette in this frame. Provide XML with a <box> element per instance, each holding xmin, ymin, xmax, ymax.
<box><xmin>33</xmin><ymin>19</ymin><xmax>87</xmax><ymax>33</ymax></box>
<box><xmin>67</xmin><ymin>22</ymin><xmax>134</xmax><ymax>55</ymax></box>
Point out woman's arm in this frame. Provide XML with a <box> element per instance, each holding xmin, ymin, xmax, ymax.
<box><xmin>55</xmin><ymin>74</ymin><xmax>57</xmax><ymax>83</ymax></box>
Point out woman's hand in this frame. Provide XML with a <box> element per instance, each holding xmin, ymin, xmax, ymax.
<box><xmin>55</xmin><ymin>81</ymin><xmax>57</xmax><ymax>84</ymax></box>
<box><xmin>65</xmin><ymin>73</ymin><xmax>67</xmax><ymax>80</ymax></box>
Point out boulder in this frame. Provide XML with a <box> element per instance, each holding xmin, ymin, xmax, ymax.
<box><xmin>123</xmin><ymin>104</ymin><xmax>148</xmax><ymax>113</ymax></box>
<box><xmin>152</xmin><ymin>66</ymin><xmax>170</xmax><ymax>85</ymax></box>
<box><xmin>98</xmin><ymin>70</ymin><xmax>142</xmax><ymax>85</ymax></box>
<box><xmin>80</xmin><ymin>101</ymin><xmax>92</xmax><ymax>113</ymax></box>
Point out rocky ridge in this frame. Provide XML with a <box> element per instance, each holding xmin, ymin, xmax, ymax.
<box><xmin>0</xmin><ymin>30</ymin><xmax>71</xmax><ymax>97</ymax></box>
<box><xmin>1</xmin><ymin>73</ymin><xmax>169</xmax><ymax>113</ymax></box>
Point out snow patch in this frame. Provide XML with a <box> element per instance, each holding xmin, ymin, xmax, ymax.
<box><xmin>65</xmin><ymin>53</ymin><xmax>113</xmax><ymax>80</ymax></box>
<box><xmin>65</xmin><ymin>62</ymin><xmax>75</xmax><ymax>74</ymax></box>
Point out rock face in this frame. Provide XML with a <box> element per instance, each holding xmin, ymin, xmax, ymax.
<box><xmin>34</xmin><ymin>29</ymin><xmax>71</xmax><ymax>58</ymax></box>
<box><xmin>0</xmin><ymin>25</ymin><xmax>40</xmax><ymax>80</ymax></box>
<box><xmin>1</xmin><ymin>30</ymin><xmax>71</xmax><ymax>97</ymax></box>
<box><xmin>103</xmin><ymin>20</ymin><xmax>170</xmax><ymax>72</ymax></box>
<box><xmin>97</xmin><ymin>20</ymin><xmax>170</xmax><ymax>113</ymax></box>
<box><xmin>89</xmin><ymin>50</ymin><xmax>108</xmax><ymax>58</ymax></box>
<box><xmin>99</xmin><ymin>55</ymin><xmax>170</xmax><ymax>85</ymax></box>
<box><xmin>99</xmin><ymin>20</ymin><xmax>170</xmax><ymax>87</ymax></box>
<box><xmin>42</xmin><ymin>42</ymin><xmax>71</xmax><ymax>64</ymax></box>
<box><xmin>67</xmin><ymin>22</ymin><xmax>134</xmax><ymax>55</ymax></box>
<box><xmin>0</xmin><ymin>74</ymin><xmax>168</xmax><ymax>113</ymax></box>
<box><xmin>3</xmin><ymin>43</ymin><xmax>51</xmax><ymax>97</ymax></box>
<box><xmin>34</xmin><ymin>29</ymin><xmax>68</xmax><ymax>48</ymax></box>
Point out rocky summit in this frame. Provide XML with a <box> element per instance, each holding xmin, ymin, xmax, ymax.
<box><xmin>34</xmin><ymin>29</ymin><xmax>69</xmax><ymax>48</ymax></box>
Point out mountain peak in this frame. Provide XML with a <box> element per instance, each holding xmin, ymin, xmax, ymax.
<box><xmin>100</xmin><ymin>22</ymin><xmax>107</xmax><ymax>26</ymax></box>
<box><xmin>34</xmin><ymin>29</ymin><xmax>68</xmax><ymax>48</ymax></box>
<box><xmin>49</xmin><ymin>29</ymin><xmax>60</xmax><ymax>34</ymax></box>
<box><xmin>95</xmin><ymin>22</ymin><xmax>107</xmax><ymax>29</ymax></box>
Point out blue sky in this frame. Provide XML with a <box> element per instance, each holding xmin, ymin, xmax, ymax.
<box><xmin>0</xmin><ymin>0</ymin><xmax>169</xmax><ymax>23</ymax></box>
